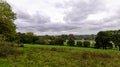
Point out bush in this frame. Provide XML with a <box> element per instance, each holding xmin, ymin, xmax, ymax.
<box><xmin>19</xmin><ymin>44</ymin><xmax>24</xmax><ymax>47</ymax></box>
<box><xmin>49</xmin><ymin>40</ymin><xmax>55</xmax><ymax>45</ymax></box>
<box><xmin>54</xmin><ymin>37</ymin><xmax>65</xmax><ymax>46</ymax></box>
<box><xmin>83</xmin><ymin>41</ymin><xmax>91</xmax><ymax>47</ymax></box>
<box><xmin>76</xmin><ymin>41</ymin><xmax>83</xmax><ymax>47</ymax></box>
<box><xmin>67</xmin><ymin>38</ymin><xmax>75</xmax><ymax>46</ymax></box>
<box><xmin>35</xmin><ymin>38</ymin><xmax>46</xmax><ymax>45</ymax></box>
<box><xmin>0</xmin><ymin>36</ymin><xmax>23</xmax><ymax>57</ymax></box>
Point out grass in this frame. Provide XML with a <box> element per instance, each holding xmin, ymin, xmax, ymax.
<box><xmin>24</xmin><ymin>44</ymin><xmax>119</xmax><ymax>53</ymax></box>
<box><xmin>0</xmin><ymin>44</ymin><xmax>120</xmax><ymax>67</ymax></box>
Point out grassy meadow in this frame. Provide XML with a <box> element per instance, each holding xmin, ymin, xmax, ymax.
<box><xmin>0</xmin><ymin>44</ymin><xmax>120</xmax><ymax>67</ymax></box>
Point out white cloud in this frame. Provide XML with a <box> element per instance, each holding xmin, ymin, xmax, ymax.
<box><xmin>5</xmin><ymin>0</ymin><xmax>120</xmax><ymax>35</ymax></box>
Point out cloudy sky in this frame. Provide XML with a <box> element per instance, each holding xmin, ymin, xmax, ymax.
<box><xmin>6</xmin><ymin>0</ymin><xmax>120</xmax><ymax>35</ymax></box>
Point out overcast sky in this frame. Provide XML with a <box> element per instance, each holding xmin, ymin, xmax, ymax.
<box><xmin>6</xmin><ymin>0</ymin><xmax>120</xmax><ymax>35</ymax></box>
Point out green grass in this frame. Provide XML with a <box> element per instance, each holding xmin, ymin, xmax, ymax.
<box><xmin>0</xmin><ymin>44</ymin><xmax>120</xmax><ymax>67</ymax></box>
<box><xmin>24</xmin><ymin>44</ymin><xmax>119</xmax><ymax>53</ymax></box>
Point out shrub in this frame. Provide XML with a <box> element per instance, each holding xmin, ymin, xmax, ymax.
<box><xmin>83</xmin><ymin>41</ymin><xmax>91</xmax><ymax>47</ymax></box>
<box><xmin>0</xmin><ymin>36</ymin><xmax>23</xmax><ymax>57</ymax></box>
<box><xmin>76</xmin><ymin>41</ymin><xmax>83</xmax><ymax>47</ymax></box>
<box><xmin>35</xmin><ymin>38</ymin><xmax>46</xmax><ymax>45</ymax></box>
<box><xmin>67</xmin><ymin>38</ymin><xmax>75</xmax><ymax>46</ymax></box>
<box><xmin>49</xmin><ymin>40</ymin><xmax>55</xmax><ymax>45</ymax></box>
<box><xmin>54</xmin><ymin>37</ymin><xmax>65</xmax><ymax>46</ymax></box>
<box><xmin>19</xmin><ymin>44</ymin><xmax>24</xmax><ymax>47</ymax></box>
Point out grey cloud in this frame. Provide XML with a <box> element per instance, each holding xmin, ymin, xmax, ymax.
<box><xmin>10</xmin><ymin>0</ymin><xmax>120</xmax><ymax>35</ymax></box>
<box><xmin>17</xmin><ymin>10</ymin><xmax>31</xmax><ymax>20</ymax></box>
<box><xmin>62</xmin><ymin>0</ymin><xmax>120</xmax><ymax>34</ymax></box>
<box><xmin>17</xmin><ymin>22</ymin><xmax>81</xmax><ymax>33</ymax></box>
<box><xmin>64</xmin><ymin>0</ymin><xmax>105</xmax><ymax>22</ymax></box>
<box><xmin>15</xmin><ymin>9</ymin><xmax>81</xmax><ymax>34</ymax></box>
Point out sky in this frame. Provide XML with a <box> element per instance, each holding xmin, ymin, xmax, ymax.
<box><xmin>5</xmin><ymin>0</ymin><xmax>120</xmax><ymax>35</ymax></box>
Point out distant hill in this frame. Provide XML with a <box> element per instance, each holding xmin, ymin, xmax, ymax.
<box><xmin>74</xmin><ymin>34</ymin><xmax>96</xmax><ymax>40</ymax></box>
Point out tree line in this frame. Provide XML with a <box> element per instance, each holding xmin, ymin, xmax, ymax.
<box><xmin>15</xmin><ymin>32</ymin><xmax>93</xmax><ymax>47</ymax></box>
<box><xmin>15</xmin><ymin>30</ymin><xmax>120</xmax><ymax>51</ymax></box>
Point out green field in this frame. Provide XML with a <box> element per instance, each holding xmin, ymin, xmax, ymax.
<box><xmin>0</xmin><ymin>44</ymin><xmax>120</xmax><ymax>67</ymax></box>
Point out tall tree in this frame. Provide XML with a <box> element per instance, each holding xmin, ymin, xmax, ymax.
<box><xmin>67</xmin><ymin>38</ymin><xmax>75</xmax><ymax>46</ymax></box>
<box><xmin>0</xmin><ymin>1</ymin><xmax>16</xmax><ymax>41</ymax></box>
<box><xmin>95</xmin><ymin>31</ymin><xmax>112</xmax><ymax>49</ymax></box>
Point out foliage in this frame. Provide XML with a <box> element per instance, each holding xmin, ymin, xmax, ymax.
<box><xmin>19</xmin><ymin>44</ymin><xmax>24</xmax><ymax>47</ymax></box>
<box><xmin>54</xmin><ymin>37</ymin><xmax>65</xmax><ymax>46</ymax></box>
<box><xmin>94</xmin><ymin>31</ymin><xmax>112</xmax><ymax>49</ymax></box>
<box><xmin>16</xmin><ymin>32</ymin><xmax>39</xmax><ymax>44</ymax></box>
<box><xmin>0</xmin><ymin>36</ymin><xmax>23</xmax><ymax>57</ymax></box>
<box><xmin>35</xmin><ymin>37</ymin><xmax>48</xmax><ymax>45</ymax></box>
<box><xmin>0</xmin><ymin>1</ymin><xmax>16</xmax><ymax>41</ymax></box>
<box><xmin>67</xmin><ymin>38</ymin><xmax>75</xmax><ymax>46</ymax></box>
<box><xmin>111</xmin><ymin>30</ymin><xmax>120</xmax><ymax>50</ymax></box>
<box><xmin>76</xmin><ymin>41</ymin><xmax>83</xmax><ymax>47</ymax></box>
<box><xmin>83</xmin><ymin>41</ymin><xmax>91</xmax><ymax>47</ymax></box>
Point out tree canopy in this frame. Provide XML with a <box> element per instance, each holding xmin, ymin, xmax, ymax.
<box><xmin>0</xmin><ymin>1</ymin><xmax>16</xmax><ymax>41</ymax></box>
<box><xmin>95</xmin><ymin>30</ymin><xmax>120</xmax><ymax>50</ymax></box>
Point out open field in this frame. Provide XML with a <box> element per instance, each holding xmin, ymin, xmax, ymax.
<box><xmin>0</xmin><ymin>44</ymin><xmax>120</xmax><ymax>67</ymax></box>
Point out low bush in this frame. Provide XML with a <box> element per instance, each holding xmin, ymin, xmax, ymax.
<box><xmin>67</xmin><ymin>38</ymin><xmax>75</xmax><ymax>46</ymax></box>
<box><xmin>76</xmin><ymin>41</ymin><xmax>83</xmax><ymax>47</ymax></box>
<box><xmin>0</xmin><ymin>36</ymin><xmax>23</xmax><ymax>57</ymax></box>
<box><xmin>83</xmin><ymin>41</ymin><xmax>91</xmax><ymax>47</ymax></box>
<box><xmin>19</xmin><ymin>44</ymin><xmax>24</xmax><ymax>47</ymax></box>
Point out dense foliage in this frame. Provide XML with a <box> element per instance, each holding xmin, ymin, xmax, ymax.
<box><xmin>95</xmin><ymin>30</ymin><xmax>120</xmax><ymax>50</ymax></box>
<box><xmin>83</xmin><ymin>41</ymin><xmax>91</xmax><ymax>47</ymax></box>
<box><xmin>94</xmin><ymin>31</ymin><xmax>112</xmax><ymax>49</ymax></box>
<box><xmin>76</xmin><ymin>41</ymin><xmax>83</xmax><ymax>47</ymax></box>
<box><xmin>0</xmin><ymin>1</ymin><xmax>16</xmax><ymax>41</ymax></box>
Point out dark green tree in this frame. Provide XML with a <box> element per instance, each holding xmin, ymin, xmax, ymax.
<box><xmin>67</xmin><ymin>38</ymin><xmax>75</xmax><ymax>46</ymax></box>
<box><xmin>94</xmin><ymin>31</ymin><xmax>112</xmax><ymax>49</ymax></box>
<box><xmin>0</xmin><ymin>1</ymin><xmax>16</xmax><ymax>41</ymax></box>
<box><xmin>83</xmin><ymin>41</ymin><xmax>91</xmax><ymax>47</ymax></box>
<box><xmin>76</xmin><ymin>41</ymin><xmax>83</xmax><ymax>47</ymax></box>
<box><xmin>35</xmin><ymin>37</ymin><xmax>46</xmax><ymax>45</ymax></box>
<box><xmin>54</xmin><ymin>37</ymin><xmax>65</xmax><ymax>46</ymax></box>
<box><xmin>16</xmin><ymin>32</ymin><xmax>37</xmax><ymax>44</ymax></box>
<box><xmin>67</xmin><ymin>34</ymin><xmax>75</xmax><ymax>46</ymax></box>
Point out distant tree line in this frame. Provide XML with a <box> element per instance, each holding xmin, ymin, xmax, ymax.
<box><xmin>15</xmin><ymin>32</ymin><xmax>92</xmax><ymax>47</ymax></box>
<box><xmin>15</xmin><ymin>30</ymin><xmax>120</xmax><ymax>51</ymax></box>
<box><xmin>74</xmin><ymin>34</ymin><xmax>96</xmax><ymax>40</ymax></box>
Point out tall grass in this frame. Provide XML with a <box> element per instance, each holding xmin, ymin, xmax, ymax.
<box><xmin>0</xmin><ymin>44</ymin><xmax>120</xmax><ymax>67</ymax></box>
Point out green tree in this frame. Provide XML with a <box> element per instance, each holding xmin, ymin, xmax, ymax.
<box><xmin>54</xmin><ymin>37</ymin><xmax>65</xmax><ymax>46</ymax></box>
<box><xmin>0</xmin><ymin>1</ymin><xmax>16</xmax><ymax>41</ymax></box>
<box><xmin>83</xmin><ymin>41</ymin><xmax>91</xmax><ymax>47</ymax></box>
<box><xmin>76</xmin><ymin>41</ymin><xmax>83</xmax><ymax>47</ymax></box>
<box><xmin>16</xmin><ymin>32</ymin><xmax>39</xmax><ymax>44</ymax></box>
<box><xmin>67</xmin><ymin>38</ymin><xmax>75</xmax><ymax>46</ymax></box>
<box><xmin>67</xmin><ymin>34</ymin><xmax>75</xmax><ymax>46</ymax></box>
<box><xmin>26</xmin><ymin>32</ymin><xmax>34</xmax><ymax>36</ymax></box>
<box><xmin>35</xmin><ymin>37</ymin><xmax>46</xmax><ymax>45</ymax></box>
<box><xmin>95</xmin><ymin>31</ymin><xmax>112</xmax><ymax>49</ymax></box>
